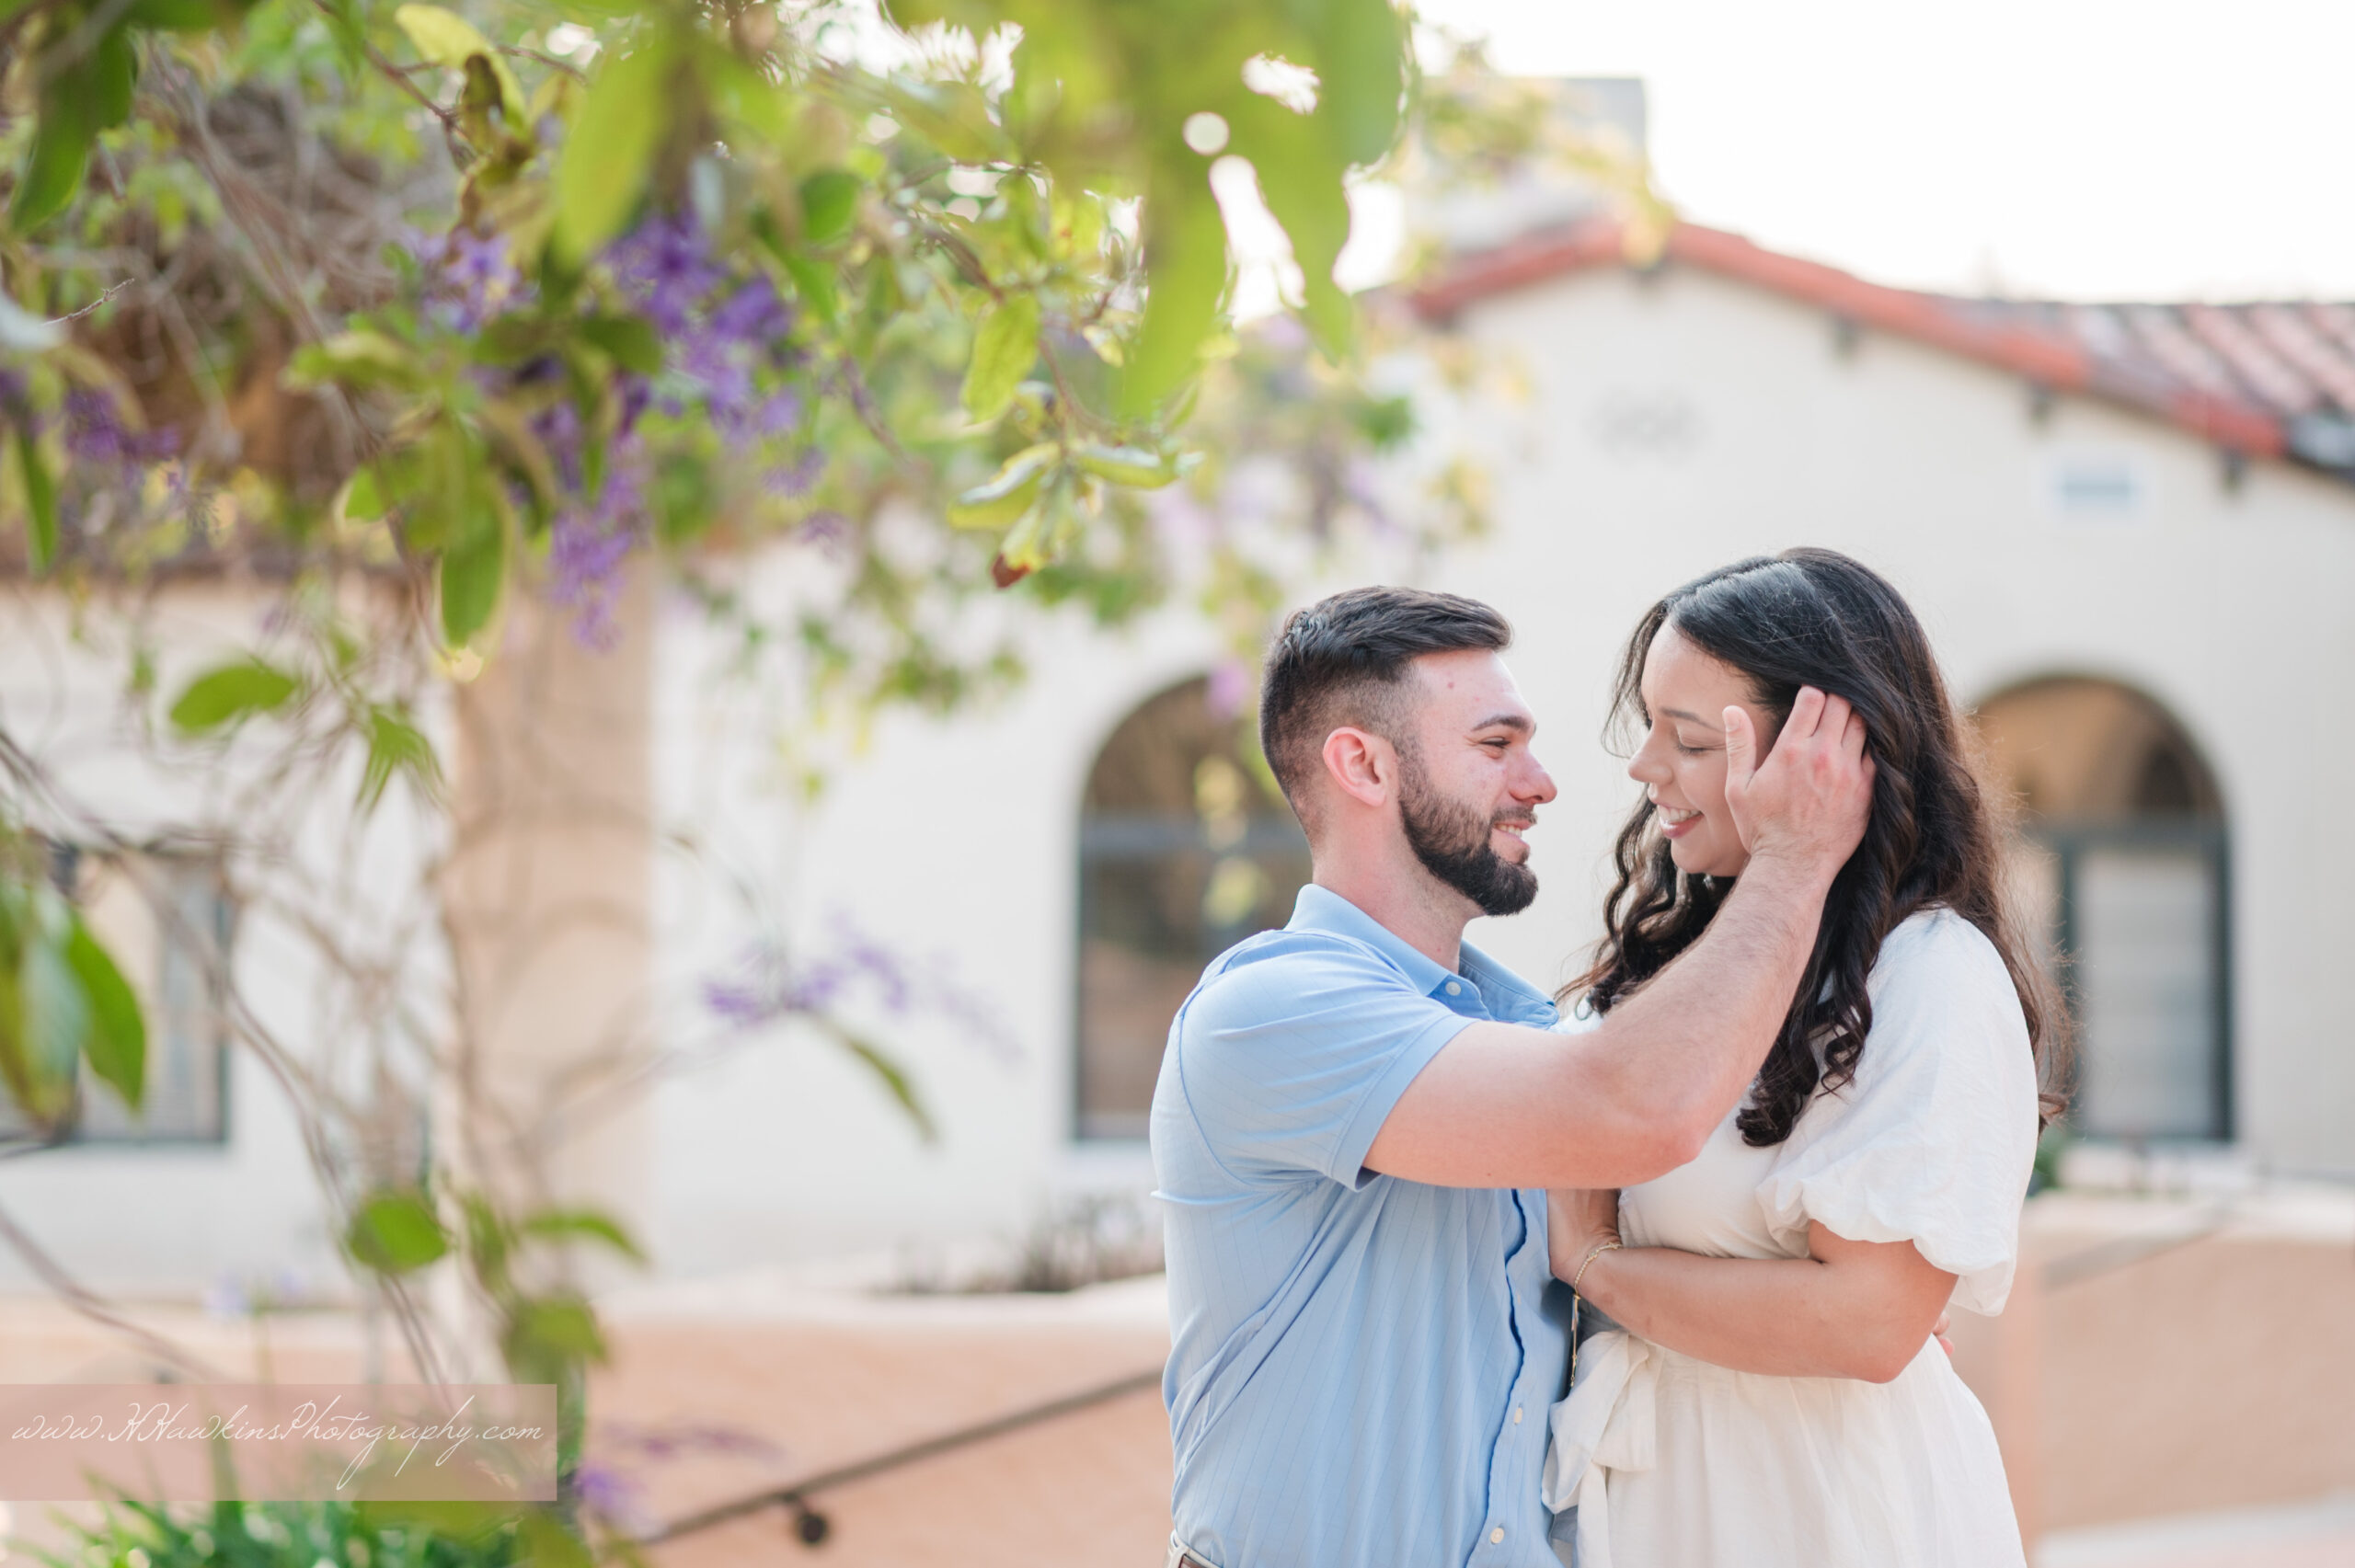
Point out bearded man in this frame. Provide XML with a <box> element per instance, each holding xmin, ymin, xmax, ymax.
<box><xmin>1151</xmin><ymin>586</ymin><xmax>1873</xmax><ymax>1568</ymax></box>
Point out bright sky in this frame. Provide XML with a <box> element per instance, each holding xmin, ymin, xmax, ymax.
<box><xmin>1410</xmin><ymin>0</ymin><xmax>2355</xmax><ymax>303</ymax></box>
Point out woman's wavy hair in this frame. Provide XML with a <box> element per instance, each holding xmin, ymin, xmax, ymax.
<box><xmin>1568</xmin><ymin>548</ymin><xmax>2070</xmax><ymax>1145</ymax></box>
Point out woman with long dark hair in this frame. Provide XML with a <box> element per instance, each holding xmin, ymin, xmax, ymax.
<box><xmin>1542</xmin><ymin>549</ymin><xmax>2066</xmax><ymax>1566</ymax></box>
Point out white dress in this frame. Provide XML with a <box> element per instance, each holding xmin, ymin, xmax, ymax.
<box><xmin>1545</xmin><ymin>909</ymin><xmax>2039</xmax><ymax>1568</ymax></box>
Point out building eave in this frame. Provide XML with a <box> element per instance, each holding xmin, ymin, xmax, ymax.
<box><xmin>1408</xmin><ymin>217</ymin><xmax>2297</xmax><ymax>468</ymax></box>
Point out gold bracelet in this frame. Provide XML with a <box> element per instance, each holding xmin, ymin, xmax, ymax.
<box><xmin>1571</xmin><ymin>1239</ymin><xmax>1622</xmax><ymax>1298</ymax></box>
<box><xmin>1568</xmin><ymin>1240</ymin><xmax>1623</xmax><ymax>1391</ymax></box>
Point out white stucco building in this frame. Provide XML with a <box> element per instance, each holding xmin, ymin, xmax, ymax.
<box><xmin>627</xmin><ymin>210</ymin><xmax>2355</xmax><ymax>1279</ymax></box>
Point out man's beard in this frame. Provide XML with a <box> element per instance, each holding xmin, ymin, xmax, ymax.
<box><xmin>1398</xmin><ymin>755</ymin><xmax>1539</xmax><ymax>918</ymax></box>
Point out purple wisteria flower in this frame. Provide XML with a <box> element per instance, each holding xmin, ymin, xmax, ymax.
<box><xmin>411</xmin><ymin>227</ymin><xmax>529</xmax><ymax>333</ymax></box>
<box><xmin>701</xmin><ymin>918</ymin><xmax>1019</xmax><ymax>1063</ymax></box>
<box><xmin>708</xmin><ymin>276</ymin><xmax>791</xmax><ymax>342</ymax></box>
<box><xmin>604</xmin><ymin>211</ymin><xmax>811</xmax><ymax>453</ymax></box>
<box><xmin>605</xmin><ymin>212</ymin><xmax>727</xmax><ymax>336</ymax></box>
<box><xmin>569</xmin><ymin>1462</ymin><xmax>656</xmax><ymax>1536</ymax></box>
<box><xmin>400</xmin><ymin>211</ymin><xmax>831</xmax><ymax>650</ymax></box>
<box><xmin>63</xmin><ymin>388</ymin><xmax>178</xmax><ymax>467</ymax></box>
<box><xmin>768</xmin><ymin>448</ymin><xmax>826</xmax><ymax>499</ymax></box>
<box><xmin>547</xmin><ymin>454</ymin><xmax>648</xmax><ymax>650</ymax></box>
<box><xmin>0</xmin><ymin>368</ymin><xmax>32</xmax><ymax>429</ymax></box>
<box><xmin>579</xmin><ymin>1424</ymin><xmax>786</xmax><ymax>1535</ymax></box>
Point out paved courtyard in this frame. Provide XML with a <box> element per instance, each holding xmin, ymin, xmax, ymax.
<box><xmin>2</xmin><ymin>1181</ymin><xmax>2351</xmax><ymax>1568</ymax></box>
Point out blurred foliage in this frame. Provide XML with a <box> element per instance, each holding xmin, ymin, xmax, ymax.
<box><xmin>36</xmin><ymin>1495</ymin><xmax>638</xmax><ymax>1568</ymax></box>
<box><xmin>0</xmin><ymin>0</ymin><xmax>1441</xmax><ymax>694</ymax></box>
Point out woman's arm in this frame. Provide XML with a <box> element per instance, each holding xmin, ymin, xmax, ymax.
<box><xmin>1550</xmin><ymin>1189</ymin><xmax>1955</xmax><ymax>1383</ymax></box>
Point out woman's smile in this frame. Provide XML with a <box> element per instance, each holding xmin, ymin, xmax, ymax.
<box><xmin>1653</xmin><ymin>801</ymin><xmax>1702</xmax><ymax>838</ymax></box>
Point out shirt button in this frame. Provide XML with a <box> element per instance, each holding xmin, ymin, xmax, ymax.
<box><xmin>1490</xmin><ymin>1527</ymin><xmax>1506</xmax><ymax>1545</ymax></box>
<box><xmin>1445</xmin><ymin>980</ymin><xmax>1463</xmax><ymax>996</ymax></box>
<box><xmin>1512</xmin><ymin>1405</ymin><xmax>1522</xmax><ymax>1424</ymax></box>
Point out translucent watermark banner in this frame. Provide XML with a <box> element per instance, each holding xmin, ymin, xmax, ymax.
<box><xmin>0</xmin><ymin>1385</ymin><xmax>558</xmax><ymax>1502</ymax></box>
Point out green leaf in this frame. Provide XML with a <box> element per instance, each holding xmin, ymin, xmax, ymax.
<box><xmin>504</xmin><ymin>1294</ymin><xmax>605</xmax><ymax>1363</ymax></box>
<box><xmin>438</xmin><ymin>502</ymin><xmax>507</xmax><ymax>647</ymax></box>
<box><xmin>9</xmin><ymin>97</ymin><xmax>95</xmax><ymax>235</ymax></box>
<box><xmin>353</xmin><ymin>1501</ymin><xmax>526</xmax><ymax>1543</ymax></box>
<box><xmin>347</xmin><ymin>1189</ymin><xmax>450</xmax><ymax>1274</ymax></box>
<box><xmin>358</xmin><ymin>705</ymin><xmax>444</xmax><ymax>812</ymax></box>
<box><xmin>516</xmin><ymin>1208</ymin><xmax>647</xmax><ymax>1264</ymax></box>
<box><xmin>87</xmin><ymin>28</ymin><xmax>137</xmax><ymax>131</ymax></box>
<box><xmin>779</xmin><ymin>254</ymin><xmax>837</xmax><ymax>325</ymax></box>
<box><xmin>516</xmin><ymin>1509</ymin><xmax>595</xmax><ymax>1568</ymax></box>
<box><xmin>552</xmin><ymin>34</ymin><xmax>679</xmax><ymax>268</ymax></box>
<box><xmin>393</xmin><ymin>4</ymin><xmax>526</xmax><ymax>127</ymax></box>
<box><xmin>997</xmin><ymin>492</ymin><xmax>1056</xmax><ymax>572</ymax></box>
<box><xmin>708</xmin><ymin>54</ymin><xmax>789</xmax><ymax>143</ymax></box>
<box><xmin>339</xmin><ymin>467</ymin><xmax>385</xmax><ymax>526</ymax></box>
<box><xmin>65</xmin><ymin>916</ymin><xmax>144</xmax><ymax>1114</ymax></box>
<box><xmin>960</xmin><ymin>292</ymin><xmax>1040</xmax><ymax>422</ymax></box>
<box><xmin>819</xmin><ymin>1021</ymin><xmax>935</xmax><ymax>1142</ymax></box>
<box><xmin>947</xmin><ymin>442</ymin><xmax>1056</xmax><ymax>529</ymax></box>
<box><xmin>798</xmin><ymin>168</ymin><xmax>861</xmax><ymax>246</ymax></box>
<box><xmin>1311</xmin><ymin>0</ymin><xmax>1408</xmax><ymax>166</ymax></box>
<box><xmin>1237</xmin><ymin>111</ymin><xmax>1354</xmax><ymax>359</ymax></box>
<box><xmin>650</xmin><ymin>452</ymin><xmax>714</xmax><ymax>546</ymax></box>
<box><xmin>284</xmin><ymin>329</ymin><xmax>426</xmax><ymax>392</ymax></box>
<box><xmin>0</xmin><ymin>910</ymin><xmax>64</xmax><ymax>1131</ymax></box>
<box><xmin>471</xmin><ymin>315</ymin><xmax>552</xmax><ymax>366</ymax></box>
<box><xmin>14</xmin><ymin>889</ymin><xmax>86</xmax><ymax>1105</ymax></box>
<box><xmin>16</xmin><ymin>430</ymin><xmax>56</xmax><ymax>573</ymax></box>
<box><xmin>168</xmin><ymin>660</ymin><xmax>301</xmax><ymax>733</ymax></box>
<box><xmin>579</xmin><ymin>314</ymin><xmax>663</xmax><ymax>375</ymax></box>
<box><xmin>1072</xmin><ymin>443</ymin><xmax>1178</xmax><ymax>488</ymax></box>
<box><xmin>1120</xmin><ymin>175</ymin><xmax>1228</xmax><ymax>415</ymax></box>
<box><xmin>478</xmin><ymin>400</ymin><xmax>560</xmax><ymax>510</ymax></box>
<box><xmin>461</xmin><ymin>1193</ymin><xmax>513</xmax><ymax>1297</ymax></box>
<box><xmin>317</xmin><ymin>0</ymin><xmax>366</xmax><ymax>71</ymax></box>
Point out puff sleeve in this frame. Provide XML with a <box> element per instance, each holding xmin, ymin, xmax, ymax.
<box><xmin>1758</xmin><ymin>910</ymin><xmax>2042</xmax><ymax>1314</ymax></box>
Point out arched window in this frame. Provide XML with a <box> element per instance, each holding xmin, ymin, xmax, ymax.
<box><xmin>1971</xmin><ymin>678</ymin><xmax>2231</xmax><ymax>1142</ymax></box>
<box><xmin>1074</xmin><ymin>677</ymin><xmax>1309</xmax><ymax>1139</ymax></box>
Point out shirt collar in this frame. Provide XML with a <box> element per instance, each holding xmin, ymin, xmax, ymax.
<box><xmin>1287</xmin><ymin>884</ymin><xmax>1555</xmax><ymax>1023</ymax></box>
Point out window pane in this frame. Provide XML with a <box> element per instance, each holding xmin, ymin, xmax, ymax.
<box><xmin>1075</xmin><ymin>676</ymin><xmax>1307</xmax><ymax>1140</ymax></box>
<box><xmin>2074</xmin><ymin>846</ymin><xmax>2219</xmax><ymax>1140</ymax></box>
<box><xmin>1075</xmin><ymin>843</ymin><xmax>1309</xmax><ymax>1139</ymax></box>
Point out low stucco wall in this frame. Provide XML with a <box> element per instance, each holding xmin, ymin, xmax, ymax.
<box><xmin>1949</xmin><ymin>1185</ymin><xmax>2355</xmax><ymax>1540</ymax></box>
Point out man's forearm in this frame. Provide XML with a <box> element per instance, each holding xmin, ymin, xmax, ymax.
<box><xmin>1587</xmin><ymin>851</ymin><xmax>1837</xmax><ymax>1151</ymax></box>
<box><xmin>1361</xmin><ymin>854</ymin><xmax>1839</xmax><ymax>1189</ymax></box>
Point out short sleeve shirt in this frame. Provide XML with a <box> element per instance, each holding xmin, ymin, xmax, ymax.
<box><xmin>1151</xmin><ymin>885</ymin><xmax>1568</xmax><ymax>1568</ymax></box>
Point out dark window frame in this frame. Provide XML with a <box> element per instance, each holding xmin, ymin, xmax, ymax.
<box><xmin>2038</xmin><ymin>817</ymin><xmax>2233</xmax><ymax>1143</ymax></box>
<box><xmin>1072</xmin><ymin>812</ymin><xmax>1309</xmax><ymax>1142</ymax></box>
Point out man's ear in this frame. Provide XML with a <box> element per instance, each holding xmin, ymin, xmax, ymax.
<box><xmin>1321</xmin><ymin>726</ymin><xmax>1395</xmax><ymax>810</ymax></box>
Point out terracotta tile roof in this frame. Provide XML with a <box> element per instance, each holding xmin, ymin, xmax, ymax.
<box><xmin>1408</xmin><ymin>218</ymin><xmax>2355</xmax><ymax>483</ymax></box>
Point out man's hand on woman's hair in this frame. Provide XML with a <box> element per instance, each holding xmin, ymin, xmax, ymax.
<box><xmin>1722</xmin><ymin>685</ymin><xmax>1874</xmax><ymax>877</ymax></box>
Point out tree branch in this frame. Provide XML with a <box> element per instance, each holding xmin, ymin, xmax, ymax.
<box><xmin>306</xmin><ymin>0</ymin><xmax>458</xmax><ymax>132</ymax></box>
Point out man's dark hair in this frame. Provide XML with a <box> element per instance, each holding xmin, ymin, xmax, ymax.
<box><xmin>1258</xmin><ymin>587</ymin><xmax>1513</xmax><ymax>819</ymax></box>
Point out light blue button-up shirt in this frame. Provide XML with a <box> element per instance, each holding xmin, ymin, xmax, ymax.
<box><xmin>1151</xmin><ymin>884</ymin><xmax>1569</xmax><ymax>1568</ymax></box>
